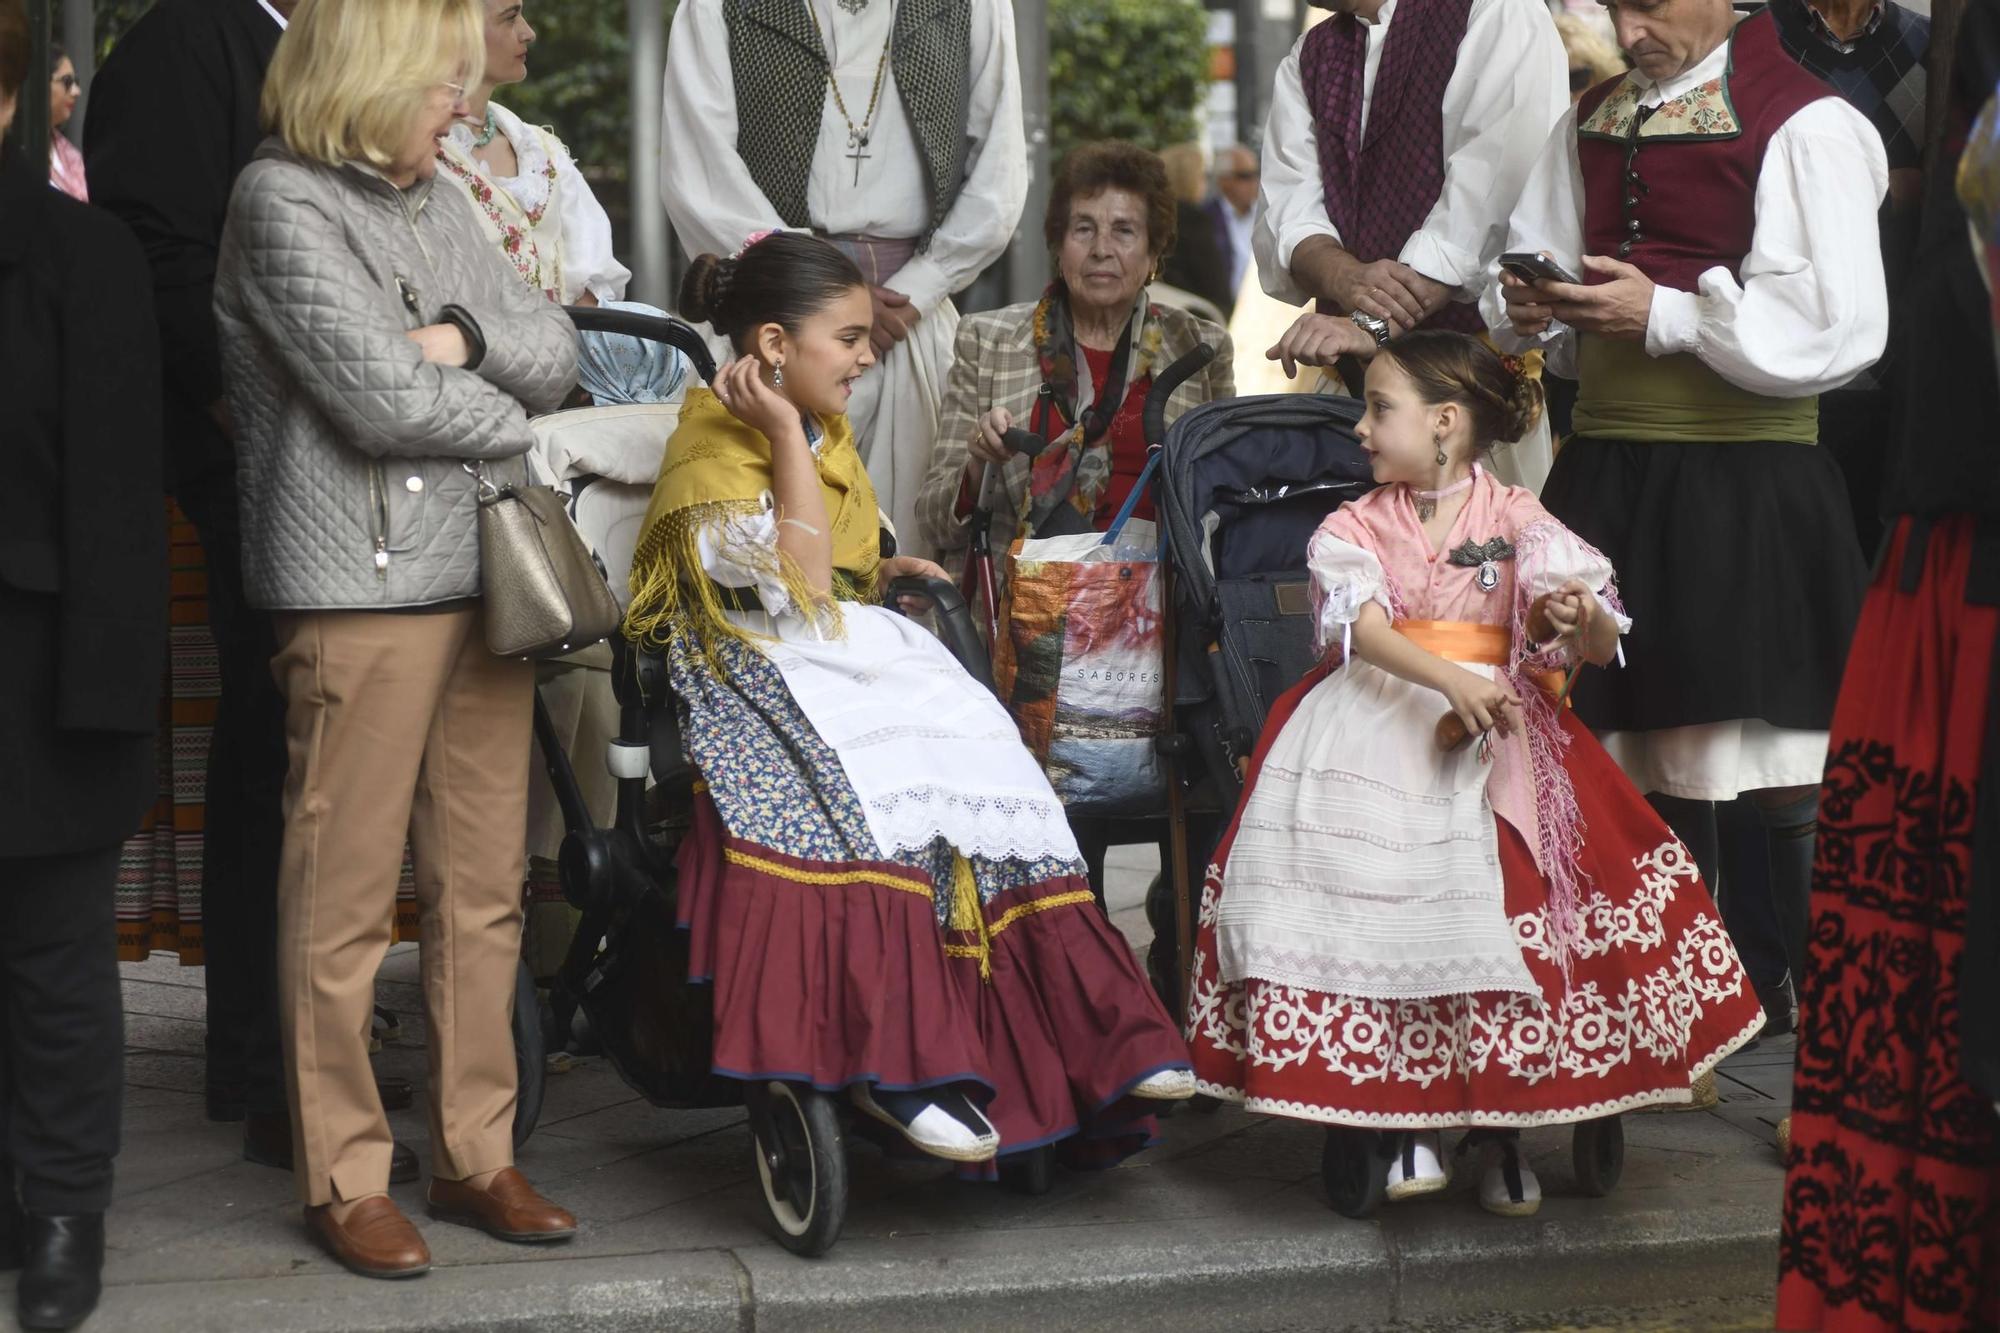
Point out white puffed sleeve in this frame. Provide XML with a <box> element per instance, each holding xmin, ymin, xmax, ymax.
<box><xmin>1307</xmin><ymin>526</ymin><xmax>1392</xmax><ymax>663</ymax></box>
<box><xmin>1515</xmin><ymin>520</ymin><xmax>1631</xmax><ymax>664</ymax></box>
<box><xmin>693</xmin><ymin>494</ymin><xmax>800</xmax><ymax>621</ymax></box>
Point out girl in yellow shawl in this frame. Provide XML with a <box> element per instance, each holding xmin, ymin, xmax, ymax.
<box><xmin>625</xmin><ymin>234</ymin><xmax>1192</xmax><ymax>1170</ymax></box>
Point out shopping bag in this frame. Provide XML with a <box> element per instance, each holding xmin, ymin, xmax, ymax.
<box><xmin>994</xmin><ymin>465</ymin><xmax>1166</xmax><ymax>817</ymax></box>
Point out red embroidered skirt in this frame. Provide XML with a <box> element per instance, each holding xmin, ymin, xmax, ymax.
<box><xmin>1778</xmin><ymin>515</ymin><xmax>2000</xmax><ymax>1332</ymax></box>
<box><xmin>1187</xmin><ymin>671</ymin><xmax>1764</xmax><ymax>1127</ymax></box>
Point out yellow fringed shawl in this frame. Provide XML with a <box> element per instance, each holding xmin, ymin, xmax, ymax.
<box><xmin>623</xmin><ymin>388</ymin><xmax>882</xmax><ymax>656</ymax></box>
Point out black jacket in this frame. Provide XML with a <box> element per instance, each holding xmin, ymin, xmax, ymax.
<box><xmin>0</xmin><ymin>144</ymin><xmax>167</xmax><ymax>855</ymax></box>
<box><xmin>83</xmin><ymin>0</ymin><xmax>283</xmax><ymax>491</ymax></box>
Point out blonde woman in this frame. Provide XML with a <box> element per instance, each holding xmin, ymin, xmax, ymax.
<box><xmin>214</xmin><ymin>0</ymin><xmax>579</xmax><ymax>1279</ymax></box>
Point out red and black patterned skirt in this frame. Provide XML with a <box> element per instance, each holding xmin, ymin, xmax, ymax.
<box><xmin>1778</xmin><ymin>515</ymin><xmax>2000</xmax><ymax>1331</ymax></box>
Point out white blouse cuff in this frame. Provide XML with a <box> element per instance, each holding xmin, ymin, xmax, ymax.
<box><xmin>693</xmin><ymin>500</ymin><xmax>794</xmax><ymax>620</ymax></box>
<box><xmin>1645</xmin><ymin>282</ymin><xmax>1703</xmax><ymax>358</ymax></box>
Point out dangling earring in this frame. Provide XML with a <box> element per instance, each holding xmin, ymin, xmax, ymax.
<box><xmin>1434</xmin><ymin>431</ymin><xmax>1448</xmax><ymax>468</ymax></box>
<box><xmin>772</xmin><ymin>361</ymin><xmax>785</xmax><ymax>388</ymax></box>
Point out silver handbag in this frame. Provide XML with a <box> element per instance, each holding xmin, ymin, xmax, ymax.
<box><xmin>473</xmin><ymin>466</ymin><xmax>622</xmax><ymax>658</ymax></box>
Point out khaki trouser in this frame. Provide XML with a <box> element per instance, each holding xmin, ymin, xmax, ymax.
<box><xmin>271</xmin><ymin>606</ymin><xmax>532</xmax><ymax>1206</ymax></box>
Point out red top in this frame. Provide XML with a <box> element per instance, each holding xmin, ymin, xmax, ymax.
<box><xmin>954</xmin><ymin>345</ymin><xmax>1156</xmax><ymax>530</ymax></box>
<box><xmin>1081</xmin><ymin>344</ymin><xmax>1156</xmax><ymax>527</ymax></box>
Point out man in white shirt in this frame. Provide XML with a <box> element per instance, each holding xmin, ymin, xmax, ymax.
<box><xmin>659</xmin><ymin>0</ymin><xmax>1028</xmax><ymax>557</ymax></box>
<box><xmin>1254</xmin><ymin>0</ymin><xmax>1567</xmax><ymax>487</ymax></box>
<box><xmin>1491</xmin><ymin>0</ymin><xmax>1889</xmax><ymax>1050</ymax></box>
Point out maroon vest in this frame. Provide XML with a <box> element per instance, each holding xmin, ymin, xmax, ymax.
<box><xmin>1575</xmin><ymin>10</ymin><xmax>1833</xmax><ymax>292</ymax></box>
<box><xmin>1298</xmin><ymin>0</ymin><xmax>1481</xmax><ymax>333</ymax></box>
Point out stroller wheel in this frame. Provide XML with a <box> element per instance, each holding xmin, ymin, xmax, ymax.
<box><xmin>1572</xmin><ymin>1116</ymin><xmax>1625</xmax><ymax>1197</ymax></box>
<box><xmin>511</xmin><ymin>958</ymin><xmax>546</xmax><ymax>1149</ymax></box>
<box><xmin>748</xmin><ymin>1082</ymin><xmax>848</xmax><ymax>1257</ymax></box>
<box><xmin>1321</xmin><ymin>1126</ymin><xmax>1387</xmax><ymax>1219</ymax></box>
<box><xmin>1000</xmin><ymin>1144</ymin><xmax>1055</xmax><ymax>1196</ymax></box>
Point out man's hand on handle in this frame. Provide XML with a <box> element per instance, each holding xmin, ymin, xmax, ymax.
<box><xmin>1265</xmin><ymin>312</ymin><xmax>1381</xmax><ymax>379</ymax></box>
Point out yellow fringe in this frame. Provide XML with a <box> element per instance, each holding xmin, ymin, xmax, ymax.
<box><xmin>622</xmin><ymin>499</ymin><xmax>845</xmax><ymax>675</ymax></box>
<box><xmin>947</xmin><ymin>853</ymin><xmax>993</xmax><ymax>981</ymax></box>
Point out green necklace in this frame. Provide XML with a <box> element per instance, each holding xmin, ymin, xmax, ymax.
<box><xmin>469</xmin><ymin>106</ymin><xmax>498</xmax><ymax>150</ymax></box>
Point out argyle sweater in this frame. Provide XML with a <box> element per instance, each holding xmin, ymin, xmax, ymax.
<box><xmin>1768</xmin><ymin>0</ymin><xmax>1929</xmax><ymax>171</ymax></box>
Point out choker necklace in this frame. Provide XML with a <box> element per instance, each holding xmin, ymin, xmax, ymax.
<box><xmin>1412</xmin><ymin>465</ymin><xmax>1478</xmax><ymax>522</ymax></box>
<box><xmin>469</xmin><ymin>106</ymin><xmax>498</xmax><ymax>150</ymax></box>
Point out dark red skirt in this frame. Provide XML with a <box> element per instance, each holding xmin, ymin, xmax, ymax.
<box><xmin>677</xmin><ymin>794</ymin><xmax>1188</xmax><ymax>1162</ymax></box>
<box><xmin>1778</xmin><ymin>515</ymin><xmax>2000</xmax><ymax>1332</ymax></box>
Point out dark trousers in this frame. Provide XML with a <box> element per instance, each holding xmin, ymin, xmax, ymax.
<box><xmin>1716</xmin><ymin>796</ymin><xmax>1791</xmax><ymax>993</ymax></box>
<box><xmin>1820</xmin><ymin>387</ymin><xmax>1890</xmax><ymax>559</ymax></box>
<box><xmin>175</xmin><ymin>471</ymin><xmax>287</xmax><ymax>1116</ymax></box>
<box><xmin>0</xmin><ymin>846</ymin><xmax>124</xmax><ymax>1215</ymax></box>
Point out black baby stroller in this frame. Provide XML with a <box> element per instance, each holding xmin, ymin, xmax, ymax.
<box><xmin>1144</xmin><ymin>392</ymin><xmax>1628</xmax><ymax>1219</ymax></box>
<box><xmin>509</xmin><ymin>307</ymin><xmax>998</xmax><ymax>1257</ymax></box>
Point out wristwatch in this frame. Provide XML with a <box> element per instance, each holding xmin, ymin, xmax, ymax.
<box><xmin>1349</xmin><ymin>310</ymin><xmax>1392</xmax><ymax>347</ymax></box>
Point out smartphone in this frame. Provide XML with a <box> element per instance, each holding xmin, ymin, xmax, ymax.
<box><xmin>1499</xmin><ymin>252</ymin><xmax>1581</xmax><ymax>285</ymax></box>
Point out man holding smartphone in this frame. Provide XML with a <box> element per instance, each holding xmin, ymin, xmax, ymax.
<box><xmin>1253</xmin><ymin>0</ymin><xmax>1567</xmax><ymax>483</ymax></box>
<box><xmin>1491</xmin><ymin>0</ymin><xmax>1887</xmax><ymax>1084</ymax></box>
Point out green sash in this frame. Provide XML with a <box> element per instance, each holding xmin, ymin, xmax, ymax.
<box><xmin>1572</xmin><ymin>335</ymin><xmax>1818</xmax><ymax>444</ymax></box>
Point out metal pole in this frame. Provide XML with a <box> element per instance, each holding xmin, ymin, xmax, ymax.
<box><xmin>19</xmin><ymin>0</ymin><xmax>50</xmax><ymax>161</ymax></box>
<box><xmin>1234</xmin><ymin>0</ymin><xmax>1260</xmax><ymax>150</ymax></box>
<box><xmin>628</xmin><ymin>0</ymin><xmax>671</xmax><ymax>308</ymax></box>
<box><xmin>1005</xmin><ymin>0</ymin><xmax>1050</xmax><ymax>304</ymax></box>
<box><xmin>62</xmin><ymin>0</ymin><xmax>92</xmax><ymax>144</ymax></box>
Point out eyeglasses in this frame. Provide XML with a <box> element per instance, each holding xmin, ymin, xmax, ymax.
<box><xmin>54</xmin><ymin>73</ymin><xmax>79</xmax><ymax>92</ymax></box>
<box><xmin>441</xmin><ymin>81</ymin><xmax>468</xmax><ymax>99</ymax></box>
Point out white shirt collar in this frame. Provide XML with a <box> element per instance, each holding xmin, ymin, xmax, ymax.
<box><xmin>258</xmin><ymin>0</ymin><xmax>288</xmax><ymax>29</ymax></box>
<box><xmin>1634</xmin><ymin>36</ymin><xmax>1730</xmax><ymax>107</ymax></box>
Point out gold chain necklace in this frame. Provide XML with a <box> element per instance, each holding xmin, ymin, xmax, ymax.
<box><xmin>805</xmin><ymin>0</ymin><xmax>896</xmax><ymax>186</ymax></box>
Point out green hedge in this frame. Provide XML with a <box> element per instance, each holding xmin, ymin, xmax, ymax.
<box><xmin>1048</xmin><ymin>0</ymin><xmax>1210</xmax><ymax>164</ymax></box>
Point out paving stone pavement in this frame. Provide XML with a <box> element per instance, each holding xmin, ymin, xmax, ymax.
<box><xmin>0</xmin><ymin>845</ymin><xmax>1794</xmax><ymax>1331</ymax></box>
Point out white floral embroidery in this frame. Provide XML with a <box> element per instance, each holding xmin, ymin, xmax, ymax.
<box><xmin>1186</xmin><ymin>838</ymin><xmax>1758</xmax><ymax>1120</ymax></box>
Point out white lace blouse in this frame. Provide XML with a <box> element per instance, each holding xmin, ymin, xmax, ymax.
<box><xmin>440</xmin><ymin>102</ymin><xmax>631</xmax><ymax>306</ymax></box>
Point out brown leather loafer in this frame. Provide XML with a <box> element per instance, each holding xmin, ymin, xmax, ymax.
<box><xmin>427</xmin><ymin>1168</ymin><xmax>576</xmax><ymax>1244</ymax></box>
<box><xmin>304</xmin><ymin>1197</ymin><xmax>430</xmax><ymax>1279</ymax></box>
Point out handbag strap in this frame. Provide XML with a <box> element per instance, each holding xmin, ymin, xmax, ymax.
<box><xmin>1101</xmin><ymin>448</ymin><xmax>1162</xmax><ymax>547</ymax></box>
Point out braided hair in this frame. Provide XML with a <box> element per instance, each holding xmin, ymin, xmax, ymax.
<box><xmin>1378</xmin><ymin>330</ymin><xmax>1544</xmax><ymax>451</ymax></box>
<box><xmin>678</xmin><ymin>232</ymin><xmax>868</xmax><ymax>352</ymax></box>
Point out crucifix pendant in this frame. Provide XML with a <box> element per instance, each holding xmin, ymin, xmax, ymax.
<box><xmin>846</xmin><ymin>132</ymin><xmax>871</xmax><ymax>186</ymax></box>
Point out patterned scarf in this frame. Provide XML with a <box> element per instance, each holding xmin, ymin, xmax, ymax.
<box><xmin>1024</xmin><ymin>284</ymin><xmax>1166</xmax><ymax>535</ymax></box>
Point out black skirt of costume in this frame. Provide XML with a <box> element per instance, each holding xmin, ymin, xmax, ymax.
<box><xmin>1540</xmin><ymin>438</ymin><xmax>1868</xmax><ymax>735</ymax></box>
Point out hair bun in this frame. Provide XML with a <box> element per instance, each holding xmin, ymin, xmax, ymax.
<box><xmin>1502</xmin><ymin>355</ymin><xmax>1546</xmax><ymax>443</ymax></box>
<box><xmin>677</xmin><ymin>253</ymin><xmax>736</xmax><ymax>326</ymax></box>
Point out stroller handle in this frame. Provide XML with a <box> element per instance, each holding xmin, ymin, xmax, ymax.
<box><xmin>1143</xmin><ymin>343</ymin><xmax>1217</xmax><ymax>446</ymax></box>
<box><xmin>999</xmin><ymin>427</ymin><xmax>1049</xmax><ymax>459</ymax></box>
<box><xmin>562</xmin><ymin>305</ymin><xmax>720</xmax><ymax>385</ymax></box>
<box><xmin>886</xmin><ymin>575</ymin><xmax>996</xmax><ymax>694</ymax></box>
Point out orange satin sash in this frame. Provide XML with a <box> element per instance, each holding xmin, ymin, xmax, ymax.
<box><xmin>1395</xmin><ymin>619</ymin><xmax>1569</xmax><ymax>702</ymax></box>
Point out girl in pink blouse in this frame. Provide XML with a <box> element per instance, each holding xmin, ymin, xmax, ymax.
<box><xmin>1185</xmin><ymin>332</ymin><xmax>1763</xmax><ymax>1217</ymax></box>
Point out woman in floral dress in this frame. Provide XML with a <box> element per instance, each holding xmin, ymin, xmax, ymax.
<box><xmin>1186</xmin><ymin>332</ymin><xmax>1764</xmax><ymax>1215</ymax></box>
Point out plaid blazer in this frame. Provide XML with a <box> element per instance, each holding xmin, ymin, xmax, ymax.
<box><xmin>916</xmin><ymin>298</ymin><xmax>1235</xmax><ymax>564</ymax></box>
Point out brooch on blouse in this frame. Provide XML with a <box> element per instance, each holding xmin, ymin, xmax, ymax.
<box><xmin>1447</xmin><ymin>536</ymin><xmax>1515</xmax><ymax>593</ymax></box>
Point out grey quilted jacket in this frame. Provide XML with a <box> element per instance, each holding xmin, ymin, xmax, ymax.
<box><xmin>215</xmin><ymin>141</ymin><xmax>578</xmax><ymax>610</ymax></box>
